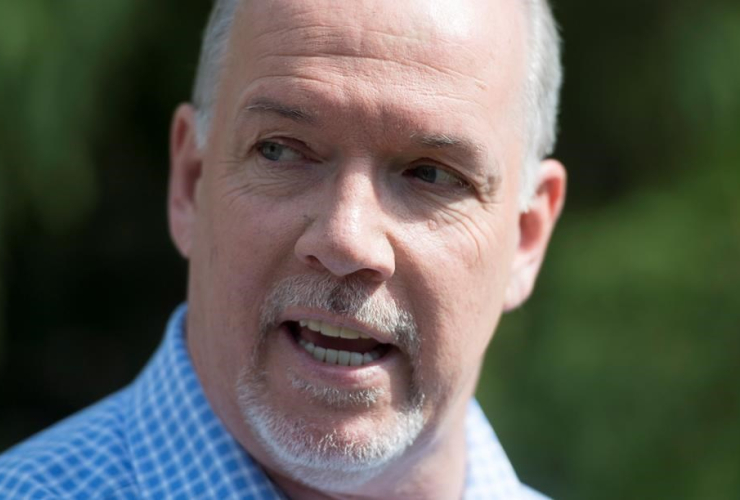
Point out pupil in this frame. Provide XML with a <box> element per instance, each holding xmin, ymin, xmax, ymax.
<box><xmin>261</xmin><ymin>142</ymin><xmax>282</xmax><ymax>161</ymax></box>
<box><xmin>416</xmin><ymin>166</ymin><xmax>437</xmax><ymax>183</ymax></box>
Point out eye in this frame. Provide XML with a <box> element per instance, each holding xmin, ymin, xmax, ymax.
<box><xmin>257</xmin><ymin>141</ymin><xmax>305</xmax><ymax>162</ymax></box>
<box><xmin>403</xmin><ymin>164</ymin><xmax>470</xmax><ymax>190</ymax></box>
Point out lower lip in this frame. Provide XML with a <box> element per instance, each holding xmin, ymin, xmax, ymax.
<box><xmin>277</xmin><ymin>324</ymin><xmax>403</xmax><ymax>387</ymax></box>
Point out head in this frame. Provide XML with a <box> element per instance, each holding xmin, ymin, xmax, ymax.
<box><xmin>168</xmin><ymin>0</ymin><xmax>565</xmax><ymax>493</ymax></box>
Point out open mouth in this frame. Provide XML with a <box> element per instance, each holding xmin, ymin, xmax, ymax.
<box><xmin>285</xmin><ymin>319</ymin><xmax>392</xmax><ymax>367</ymax></box>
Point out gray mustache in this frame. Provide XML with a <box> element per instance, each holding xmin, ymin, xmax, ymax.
<box><xmin>259</xmin><ymin>274</ymin><xmax>420</xmax><ymax>356</ymax></box>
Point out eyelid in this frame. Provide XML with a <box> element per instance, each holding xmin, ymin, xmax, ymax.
<box><xmin>254</xmin><ymin>136</ymin><xmax>315</xmax><ymax>161</ymax></box>
<box><xmin>410</xmin><ymin>159</ymin><xmax>473</xmax><ymax>190</ymax></box>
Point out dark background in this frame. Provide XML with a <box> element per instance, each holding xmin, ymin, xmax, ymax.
<box><xmin>1</xmin><ymin>1</ymin><xmax>738</xmax><ymax>499</ymax></box>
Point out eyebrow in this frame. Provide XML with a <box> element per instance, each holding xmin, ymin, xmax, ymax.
<box><xmin>242</xmin><ymin>98</ymin><xmax>483</xmax><ymax>157</ymax></box>
<box><xmin>243</xmin><ymin>97</ymin><xmax>315</xmax><ymax>124</ymax></box>
<box><xmin>411</xmin><ymin>132</ymin><xmax>496</xmax><ymax>177</ymax></box>
<box><xmin>412</xmin><ymin>132</ymin><xmax>484</xmax><ymax>158</ymax></box>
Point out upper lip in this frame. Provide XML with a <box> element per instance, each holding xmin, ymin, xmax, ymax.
<box><xmin>279</xmin><ymin>309</ymin><xmax>394</xmax><ymax>345</ymax></box>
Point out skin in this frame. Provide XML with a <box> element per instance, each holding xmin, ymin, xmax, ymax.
<box><xmin>168</xmin><ymin>0</ymin><xmax>566</xmax><ymax>498</ymax></box>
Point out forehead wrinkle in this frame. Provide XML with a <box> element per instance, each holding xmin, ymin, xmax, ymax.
<box><xmin>243</xmin><ymin>0</ymin><xmax>506</xmax><ymax>50</ymax></box>
<box><xmin>230</xmin><ymin>0</ymin><xmax>527</xmax><ymax>97</ymax></box>
<box><xmin>244</xmin><ymin>16</ymin><xmax>492</xmax><ymax>89</ymax></box>
<box><xmin>254</xmin><ymin>48</ymin><xmax>488</xmax><ymax>90</ymax></box>
<box><xmin>251</xmin><ymin>17</ymin><xmax>493</xmax><ymax>88</ymax></box>
<box><xmin>227</xmin><ymin>1</ymin><xmax>527</xmax><ymax>127</ymax></box>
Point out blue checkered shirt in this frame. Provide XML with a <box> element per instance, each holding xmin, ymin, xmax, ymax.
<box><xmin>0</xmin><ymin>305</ymin><xmax>548</xmax><ymax>499</ymax></box>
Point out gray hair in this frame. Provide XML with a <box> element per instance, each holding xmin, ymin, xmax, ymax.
<box><xmin>191</xmin><ymin>0</ymin><xmax>241</xmax><ymax>149</ymax></box>
<box><xmin>521</xmin><ymin>0</ymin><xmax>563</xmax><ymax>207</ymax></box>
<box><xmin>191</xmin><ymin>0</ymin><xmax>562</xmax><ymax>208</ymax></box>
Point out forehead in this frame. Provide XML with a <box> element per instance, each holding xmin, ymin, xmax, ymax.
<box><xmin>241</xmin><ymin>0</ymin><xmax>520</xmax><ymax>56</ymax></box>
<box><xmin>218</xmin><ymin>0</ymin><xmax>528</xmax><ymax>156</ymax></box>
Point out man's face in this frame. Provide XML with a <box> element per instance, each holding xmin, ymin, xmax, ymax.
<box><xmin>170</xmin><ymin>0</ymin><xmax>556</xmax><ymax>489</ymax></box>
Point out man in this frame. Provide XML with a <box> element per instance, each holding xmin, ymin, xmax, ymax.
<box><xmin>0</xmin><ymin>0</ymin><xmax>565</xmax><ymax>497</ymax></box>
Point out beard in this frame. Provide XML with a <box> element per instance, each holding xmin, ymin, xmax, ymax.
<box><xmin>236</xmin><ymin>274</ymin><xmax>425</xmax><ymax>490</ymax></box>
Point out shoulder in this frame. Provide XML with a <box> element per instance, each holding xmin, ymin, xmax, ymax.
<box><xmin>0</xmin><ymin>389</ymin><xmax>139</xmax><ymax>499</ymax></box>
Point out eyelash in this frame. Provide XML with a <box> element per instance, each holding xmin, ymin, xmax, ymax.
<box><xmin>403</xmin><ymin>163</ymin><xmax>472</xmax><ymax>191</ymax></box>
<box><xmin>255</xmin><ymin>140</ymin><xmax>307</xmax><ymax>162</ymax></box>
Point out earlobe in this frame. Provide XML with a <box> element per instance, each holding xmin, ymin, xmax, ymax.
<box><xmin>168</xmin><ymin>104</ymin><xmax>204</xmax><ymax>258</ymax></box>
<box><xmin>503</xmin><ymin>159</ymin><xmax>566</xmax><ymax>311</ymax></box>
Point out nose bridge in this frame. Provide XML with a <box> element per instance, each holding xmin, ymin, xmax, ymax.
<box><xmin>328</xmin><ymin>168</ymin><xmax>375</xmax><ymax>239</ymax></box>
<box><xmin>295</xmin><ymin>164</ymin><xmax>395</xmax><ymax>280</ymax></box>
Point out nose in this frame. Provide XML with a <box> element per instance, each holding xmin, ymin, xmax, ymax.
<box><xmin>294</xmin><ymin>170</ymin><xmax>395</xmax><ymax>282</ymax></box>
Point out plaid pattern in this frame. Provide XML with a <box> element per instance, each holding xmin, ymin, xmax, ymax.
<box><xmin>0</xmin><ymin>305</ymin><xmax>548</xmax><ymax>499</ymax></box>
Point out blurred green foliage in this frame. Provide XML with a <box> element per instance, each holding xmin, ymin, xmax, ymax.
<box><xmin>0</xmin><ymin>1</ymin><xmax>134</xmax><ymax>233</ymax></box>
<box><xmin>1</xmin><ymin>1</ymin><xmax>738</xmax><ymax>499</ymax></box>
<box><xmin>479</xmin><ymin>1</ymin><xmax>740</xmax><ymax>498</ymax></box>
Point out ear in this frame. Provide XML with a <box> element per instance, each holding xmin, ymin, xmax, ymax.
<box><xmin>168</xmin><ymin>104</ymin><xmax>204</xmax><ymax>258</ymax></box>
<box><xmin>504</xmin><ymin>159</ymin><xmax>566</xmax><ymax>311</ymax></box>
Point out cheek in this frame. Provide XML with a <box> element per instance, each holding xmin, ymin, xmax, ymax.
<box><xmin>209</xmin><ymin>186</ymin><xmax>301</xmax><ymax>277</ymax></box>
<box><xmin>400</xmin><ymin>209</ymin><xmax>516</xmax><ymax>400</ymax></box>
<box><xmin>414</xmin><ymin>206</ymin><xmax>515</xmax><ymax>319</ymax></box>
<box><xmin>191</xmin><ymin>187</ymin><xmax>304</xmax><ymax>350</ymax></box>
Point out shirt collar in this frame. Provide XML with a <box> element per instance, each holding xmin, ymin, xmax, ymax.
<box><xmin>464</xmin><ymin>400</ymin><xmax>527</xmax><ymax>499</ymax></box>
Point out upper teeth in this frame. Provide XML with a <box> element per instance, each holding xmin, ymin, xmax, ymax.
<box><xmin>299</xmin><ymin>319</ymin><xmax>372</xmax><ymax>340</ymax></box>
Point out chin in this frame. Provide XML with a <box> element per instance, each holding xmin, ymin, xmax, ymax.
<box><xmin>236</xmin><ymin>366</ymin><xmax>425</xmax><ymax>490</ymax></box>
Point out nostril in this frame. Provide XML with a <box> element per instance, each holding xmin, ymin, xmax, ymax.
<box><xmin>302</xmin><ymin>254</ymin><xmax>324</xmax><ymax>271</ymax></box>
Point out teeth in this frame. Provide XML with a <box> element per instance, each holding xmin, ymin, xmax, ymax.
<box><xmin>337</xmin><ymin>350</ymin><xmax>351</xmax><ymax>366</ymax></box>
<box><xmin>350</xmin><ymin>353</ymin><xmax>363</xmax><ymax>366</ymax></box>
<box><xmin>339</xmin><ymin>328</ymin><xmax>359</xmax><ymax>339</ymax></box>
<box><xmin>325</xmin><ymin>349</ymin><xmax>338</xmax><ymax>364</ymax></box>
<box><xmin>296</xmin><ymin>319</ymin><xmax>383</xmax><ymax>365</ymax></box>
<box><xmin>298</xmin><ymin>334</ymin><xmax>382</xmax><ymax>366</ymax></box>
<box><xmin>313</xmin><ymin>346</ymin><xmax>326</xmax><ymax>362</ymax></box>
<box><xmin>301</xmin><ymin>320</ymin><xmax>373</xmax><ymax>341</ymax></box>
<box><xmin>321</xmin><ymin>324</ymin><xmax>341</xmax><ymax>338</ymax></box>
